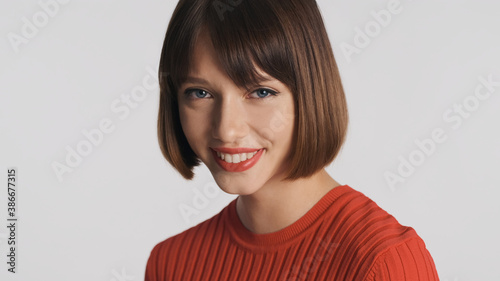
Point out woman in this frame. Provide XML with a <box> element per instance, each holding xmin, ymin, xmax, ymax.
<box><xmin>146</xmin><ymin>0</ymin><xmax>439</xmax><ymax>280</ymax></box>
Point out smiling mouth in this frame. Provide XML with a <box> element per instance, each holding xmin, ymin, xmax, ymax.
<box><xmin>211</xmin><ymin>149</ymin><xmax>264</xmax><ymax>172</ymax></box>
<box><xmin>215</xmin><ymin>150</ymin><xmax>260</xmax><ymax>164</ymax></box>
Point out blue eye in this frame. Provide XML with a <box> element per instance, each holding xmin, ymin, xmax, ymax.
<box><xmin>250</xmin><ymin>88</ymin><xmax>278</xmax><ymax>99</ymax></box>
<box><xmin>185</xmin><ymin>89</ymin><xmax>211</xmax><ymax>99</ymax></box>
<box><xmin>183</xmin><ymin>88</ymin><xmax>278</xmax><ymax>100</ymax></box>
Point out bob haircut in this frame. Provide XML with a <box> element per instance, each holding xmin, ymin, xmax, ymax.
<box><xmin>158</xmin><ymin>0</ymin><xmax>349</xmax><ymax>181</ymax></box>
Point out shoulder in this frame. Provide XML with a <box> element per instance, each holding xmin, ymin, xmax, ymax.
<box><xmin>326</xmin><ymin>186</ymin><xmax>439</xmax><ymax>280</ymax></box>
<box><xmin>144</xmin><ymin>201</ymin><xmax>231</xmax><ymax>281</ymax></box>
<box><xmin>362</xmin><ymin>236</ymin><xmax>439</xmax><ymax>281</ymax></box>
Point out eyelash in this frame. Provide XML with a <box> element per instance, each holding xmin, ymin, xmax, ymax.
<box><xmin>183</xmin><ymin>88</ymin><xmax>279</xmax><ymax>100</ymax></box>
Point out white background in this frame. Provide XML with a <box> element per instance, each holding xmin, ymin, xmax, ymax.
<box><xmin>1</xmin><ymin>0</ymin><xmax>499</xmax><ymax>280</ymax></box>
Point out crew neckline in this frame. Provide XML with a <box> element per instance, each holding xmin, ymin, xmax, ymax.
<box><xmin>225</xmin><ymin>184</ymin><xmax>354</xmax><ymax>252</ymax></box>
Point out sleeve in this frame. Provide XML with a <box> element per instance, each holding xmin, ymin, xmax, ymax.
<box><xmin>363</xmin><ymin>237</ymin><xmax>439</xmax><ymax>281</ymax></box>
<box><xmin>144</xmin><ymin>243</ymin><xmax>162</xmax><ymax>281</ymax></box>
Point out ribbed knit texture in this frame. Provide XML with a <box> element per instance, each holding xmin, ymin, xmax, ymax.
<box><xmin>145</xmin><ymin>185</ymin><xmax>439</xmax><ymax>280</ymax></box>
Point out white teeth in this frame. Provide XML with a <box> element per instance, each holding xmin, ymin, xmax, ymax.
<box><xmin>232</xmin><ymin>154</ymin><xmax>240</xmax><ymax>163</ymax></box>
<box><xmin>216</xmin><ymin>150</ymin><xmax>259</xmax><ymax>163</ymax></box>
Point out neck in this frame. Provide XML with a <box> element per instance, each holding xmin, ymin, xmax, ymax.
<box><xmin>235</xmin><ymin>169</ymin><xmax>341</xmax><ymax>234</ymax></box>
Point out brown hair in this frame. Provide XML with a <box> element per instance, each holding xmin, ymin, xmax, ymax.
<box><xmin>158</xmin><ymin>0</ymin><xmax>349</xmax><ymax>180</ymax></box>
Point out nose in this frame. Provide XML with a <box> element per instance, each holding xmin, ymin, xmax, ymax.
<box><xmin>212</xmin><ymin>96</ymin><xmax>248</xmax><ymax>143</ymax></box>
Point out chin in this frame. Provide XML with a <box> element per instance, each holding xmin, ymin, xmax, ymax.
<box><xmin>214</xmin><ymin>176</ymin><xmax>261</xmax><ymax>196</ymax></box>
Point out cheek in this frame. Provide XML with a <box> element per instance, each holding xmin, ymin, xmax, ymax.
<box><xmin>248</xmin><ymin>104</ymin><xmax>295</xmax><ymax>143</ymax></box>
<box><xmin>179</xmin><ymin>107</ymin><xmax>211</xmax><ymax>149</ymax></box>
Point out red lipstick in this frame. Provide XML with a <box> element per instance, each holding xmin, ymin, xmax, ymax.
<box><xmin>212</xmin><ymin>147</ymin><xmax>261</xmax><ymax>154</ymax></box>
<box><xmin>211</xmin><ymin>148</ymin><xmax>264</xmax><ymax>172</ymax></box>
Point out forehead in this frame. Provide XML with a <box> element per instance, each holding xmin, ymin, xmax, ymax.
<box><xmin>185</xmin><ymin>31</ymin><xmax>277</xmax><ymax>87</ymax></box>
<box><xmin>187</xmin><ymin>31</ymin><xmax>223</xmax><ymax>75</ymax></box>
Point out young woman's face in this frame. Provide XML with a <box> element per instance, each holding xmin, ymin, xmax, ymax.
<box><xmin>177</xmin><ymin>32</ymin><xmax>296</xmax><ymax>195</ymax></box>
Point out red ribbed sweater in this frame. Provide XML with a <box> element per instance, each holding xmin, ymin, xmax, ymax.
<box><xmin>145</xmin><ymin>185</ymin><xmax>439</xmax><ymax>280</ymax></box>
